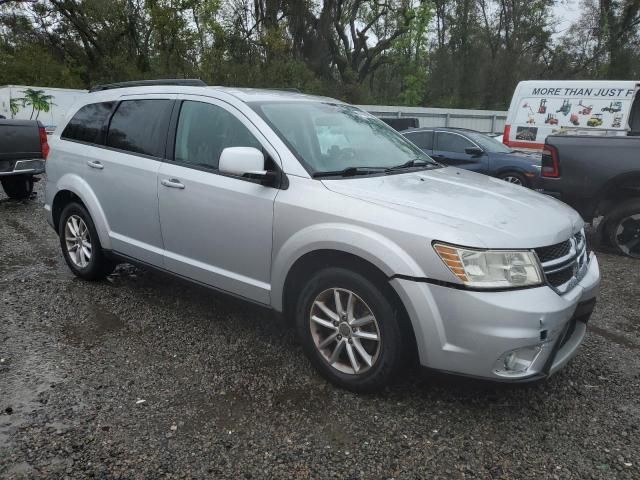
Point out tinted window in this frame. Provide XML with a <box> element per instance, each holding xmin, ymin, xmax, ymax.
<box><xmin>61</xmin><ymin>102</ymin><xmax>114</xmax><ymax>144</ymax></box>
<box><xmin>174</xmin><ymin>101</ymin><xmax>261</xmax><ymax>170</ymax></box>
<box><xmin>106</xmin><ymin>100</ymin><xmax>172</xmax><ymax>157</ymax></box>
<box><xmin>404</xmin><ymin>131</ymin><xmax>433</xmax><ymax>150</ymax></box>
<box><xmin>436</xmin><ymin>132</ymin><xmax>474</xmax><ymax>153</ymax></box>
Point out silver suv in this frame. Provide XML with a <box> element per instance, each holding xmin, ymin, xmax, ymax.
<box><xmin>45</xmin><ymin>80</ymin><xmax>600</xmax><ymax>392</ymax></box>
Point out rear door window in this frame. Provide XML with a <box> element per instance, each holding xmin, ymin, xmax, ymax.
<box><xmin>404</xmin><ymin>131</ymin><xmax>433</xmax><ymax>150</ymax></box>
<box><xmin>106</xmin><ymin>99</ymin><xmax>173</xmax><ymax>158</ymax></box>
<box><xmin>61</xmin><ymin>102</ymin><xmax>115</xmax><ymax>144</ymax></box>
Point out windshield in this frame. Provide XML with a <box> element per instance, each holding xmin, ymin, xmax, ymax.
<box><xmin>250</xmin><ymin>101</ymin><xmax>436</xmax><ymax>175</ymax></box>
<box><xmin>464</xmin><ymin>131</ymin><xmax>512</xmax><ymax>153</ymax></box>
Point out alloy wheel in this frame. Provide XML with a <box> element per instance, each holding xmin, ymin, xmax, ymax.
<box><xmin>614</xmin><ymin>214</ymin><xmax>640</xmax><ymax>258</ymax></box>
<box><xmin>502</xmin><ymin>175</ymin><xmax>523</xmax><ymax>185</ymax></box>
<box><xmin>309</xmin><ymin>288</ymin><xmax>381</xmax><ymax>375</ymax></box>
<box><xmin>64</xmin><ymin>215</ymin><xmax>92</xmax><ymax>267</ymax></box>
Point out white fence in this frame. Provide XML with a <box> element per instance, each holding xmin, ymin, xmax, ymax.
<box><xmin>358</xmin><ymin>104</ymin><xmax>508</xmax><ymax>134</ymax></box>
<box><xmin>1</xmin><ymin>84</ymin><xmax>508</xmax><ymax>134</ymax></box>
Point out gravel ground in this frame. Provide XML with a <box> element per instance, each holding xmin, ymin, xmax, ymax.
<box><xmin>1</xmin><ymin>181</ymin><xmax>639</xmax><ymax>480</ymax></box>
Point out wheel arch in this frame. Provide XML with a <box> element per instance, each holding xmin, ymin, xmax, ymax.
<box><xmin>51</xmin><ymin>174</ymin><xmax>112</xmax><ymax>249</ymax></box>
<box><xmin>280</xmin><ymin>248</ymin><xmax>420</xmax><ymax>364</ymax></box>
<box><xmin>594</xmin><ymin>172</ymin><xmax>640</xmax><ymax>218</ymax></box>
<box><xmin>271</xmin><ymin>224</ymin><xmax>425</xmax><ymax>312</ymax></box>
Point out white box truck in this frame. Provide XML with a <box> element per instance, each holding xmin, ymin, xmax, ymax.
<box><xmin>503</xmin><ymin>80</ymin><xmax>640</xmax><ymax>149</ymax></box>
<box><xmin>0</xmin><ymin>85</ymin><xmax>87</xmax><ymax>133</ymax></box>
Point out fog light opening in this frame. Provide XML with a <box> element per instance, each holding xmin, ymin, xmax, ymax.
<box><xmin>494</xmin><ymin>345</ymin><xmax>544</xmax><ymax>378</ymax></box>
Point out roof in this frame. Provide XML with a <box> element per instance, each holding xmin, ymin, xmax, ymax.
<box><xmin>209</xmin><ymin>86</ymin><xmax>341</xmax><ymax>104</ymax></box>
<box><xmin>84</xmin><ymin>83</ymin><xmax>340</xmax><ymax>105</ymax></box>
<box><xmin>402</xmin><ymin>127</ymin><xmax>480</xmax><ymax>134</ymax></box>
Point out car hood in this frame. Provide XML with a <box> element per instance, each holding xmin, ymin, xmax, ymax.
<box><xmin>322</xmin><ymin>167</ymin><xmax>582</xmax><ymax>249</ymax></box>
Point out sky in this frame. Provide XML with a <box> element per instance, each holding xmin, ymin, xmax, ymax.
<box><xmin>553</xmin><ymin>0</ymin><xmax>582</xmax><ymax>36</ymax></box>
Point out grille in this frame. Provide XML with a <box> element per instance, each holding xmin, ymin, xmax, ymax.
<box><xmin>546</xmin><ymin>267</ymin><xmax>574</xmax><ymax>288</ymax></box>
<box><xmin>535</xmin><ymin>230</ymin><xmax>589</xmax><ymax>293</ymax></box>
<box><xmin>534</xmin><ymin>240</ymin><xmax>571</xmax><ymax>263</ymax></box>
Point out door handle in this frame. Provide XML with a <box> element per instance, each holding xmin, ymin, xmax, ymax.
<box><xmin>87</xmin><ymin>160</ymin><xmax>104</xmax><ymax>170</ymax></box>
<box><xmin>161</xmin><ymin>178</ymin><xmax>185</xmax><ymax>189</ymax></box>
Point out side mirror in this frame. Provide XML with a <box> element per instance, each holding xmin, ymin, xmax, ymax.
<box><xmin>218</xmin><ymin>147</ymin><xmax>277</xmax><ymax>186</ymax></box>
<box><xmin>465</xmin><ymin>147</ymin><xmax>484</xmax><ymax>156</ymax></box>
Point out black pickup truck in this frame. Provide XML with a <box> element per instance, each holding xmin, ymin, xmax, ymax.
<box><xmin>0</xmin><ymin>119</ymin><xmax>48</xmax><ymax>199</ymax></box>
<box><xmin>539</xmin><ymin>134</ymin><xmax>640</xmax><ymax>258</ymax></box>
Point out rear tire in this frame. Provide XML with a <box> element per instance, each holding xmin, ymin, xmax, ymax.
<box><xmin>58</xmin><ymin>202</ymin><xmax>117</xmax><ymax>280</ymax></box>
<box><xmin>1</xmin><ymin>175</ymin><xmax>34</xmax><ymax>199</ymax></box>
<box><xmin>605</xmin><ymin>199</ymin><xmax>640</xmax><ymax>258</ymax></box>
<box><xmin>498</xmin><ymin>171</ymin><xmax>527</xmax><ymax>187</ymax></box>
<box><xmin>295</xmin><ymin>267</ymin><xmax>407</xmax><ymax>392</ymax></box>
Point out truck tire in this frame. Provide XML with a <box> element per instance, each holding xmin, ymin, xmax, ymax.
<box><xmin>58</xmin><ymin>202</ymin><xmax>117</xmax><ymax>280</ymax></box>
<box><xmin>295</xmin><ymin>267</ymin><xmax>407</xmax><ymax>392</ymax></box>
<box><xmin>605</xmin><ymin>199</ymin><xmax>640</xmax><ymax>258</ymax></box>
<box><xmin>1</xmin><ymin>175</ymin><xmax>34</xmax><ymax>200</ymax></box>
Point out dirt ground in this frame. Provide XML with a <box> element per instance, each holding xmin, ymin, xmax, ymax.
<box><xmin>1</xmin><ymin>183</ymin><xmax>639</xmax><ymax>479</ymax></box>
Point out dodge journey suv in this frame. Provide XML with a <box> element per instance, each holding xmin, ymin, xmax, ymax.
<box><xmin>45</xmin><ymin>80</ymin><xmax>600</xmax><ymax>392</ymax></box>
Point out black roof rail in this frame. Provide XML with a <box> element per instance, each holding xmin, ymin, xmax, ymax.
<box><xmin>89</xmin><ymin>79</ymin><xmax>207</xmax><ymax>93</ymax></box>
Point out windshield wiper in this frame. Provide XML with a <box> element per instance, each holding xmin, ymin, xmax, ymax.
<box><xmin>312</xmin><ymin>166</ymin><xmax>388</xmax><ymax>178</ymax></box>
<box><xmin>385</xmin><ymin>159</ymin><xmax>435</xmax><ymax>172</ymax></box>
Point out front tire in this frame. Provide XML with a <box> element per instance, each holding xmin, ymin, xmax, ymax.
<box><xmin>1</xmin><ymin>175</ymin><xmax>34</xmax><ymax>199</ymax></box>
<box><xmin>58</xmin><ymin>202</ymin><xmax>116</xmax><ymax>280</ymax></box>
<box><xmin>605</xmin><ymin>199</ymin><xmax>640</xmax><ymax>258</ymax></box>
<box><xmin>295</xmin><ymin>267</ymin><xmax>407</xmax><ymax>392</ymax></box>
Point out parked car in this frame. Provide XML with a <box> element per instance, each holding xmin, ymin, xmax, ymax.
<box><xmin>0</xmin><ymin>119</ymin><xmax>48</xmax><ymax>199</ymax></box>
<box><xmin>402</xmin><ymin>127</ymin><xmax>541</xmax><ymax>187</ymax></box>
<box><xmin>541</xmin><ymin>134</ymin><xmax>640</xmax><ymax>258</ymax></box>
<box><xmin>45</xmin><ymin>80</ymin><xmax>599</xmax><ymax>392</ymax></box>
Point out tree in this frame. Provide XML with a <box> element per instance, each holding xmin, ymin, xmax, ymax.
<box><xmin>1</xmin><ymin>0</ymin><xmax>638</xmax><ymax>109</ymax></box>
<box><xmin>285</xmin><ymin>0</ymin><xmax>419</xmax><ymax>101</ymax></box>
<box><xmin>17</xmin><ymin>88</ymin><xmax>54</xmax><ymax>120</ymax></box>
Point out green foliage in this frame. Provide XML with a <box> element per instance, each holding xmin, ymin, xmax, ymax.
<box><xmin>0</xmin><ymin>0</ymin><xmax>638</xmax><ymax>109</ymax></box>
<box><xmin>9</xmin><ymin>97</ymin><xmax>19</xmax><ymax>117</ymax></box>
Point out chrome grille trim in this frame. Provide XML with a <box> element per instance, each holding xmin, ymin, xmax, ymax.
<box><xmin>535</xmin><ymin>230</ymin><xmax>589</xmax><ymax>294</ymax></box>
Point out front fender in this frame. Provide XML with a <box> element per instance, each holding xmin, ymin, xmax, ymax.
<box><xmin>54</xmin><ymin>173</ymin><xmax>112</xmax><ymax>250</ymax></box>
<box><xmin>270</xmin><ymin>222</ymin><xmax>425</xmax><ymax>311</ymax></box>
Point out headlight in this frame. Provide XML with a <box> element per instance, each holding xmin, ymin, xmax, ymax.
<box><xmin>433</xmin><ymin>243</ymin><xmax>543</xmax><ymax>289</ymax></box>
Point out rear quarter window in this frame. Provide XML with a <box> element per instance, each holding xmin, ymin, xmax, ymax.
<box><xmin>61</xmin><ymin>102</ymin><xmax>115</xmax><ymax>144</ymax></box>
<box><xmin>106</xmin><ymin>99</ymin><xmax>173</xmax><ymax>158</ymax></box>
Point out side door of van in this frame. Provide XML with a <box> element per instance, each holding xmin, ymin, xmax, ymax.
<box><xmin>83</xmin><ymin>95</ymin><xmax>175</xmax><ymax>266</ymax></box>
<box><xmin>402</xmin><ymin>130</ymin><xmax>434</xmax><ymax>155</ymax></box>
<box><xmin>432</xmin><ymin>131</ymin><xmax>488</xmax><ymax>173</ymax></box>
<box><xmin>157</xmin><ymin>96</ymin><xmax>281</xmax><ymax>305</ymax></box>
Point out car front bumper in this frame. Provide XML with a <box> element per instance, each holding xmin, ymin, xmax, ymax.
<box><xmin>390</xmin><ymin>253</ymin><xmax>600</xmax><ymax>381</ymax></box>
